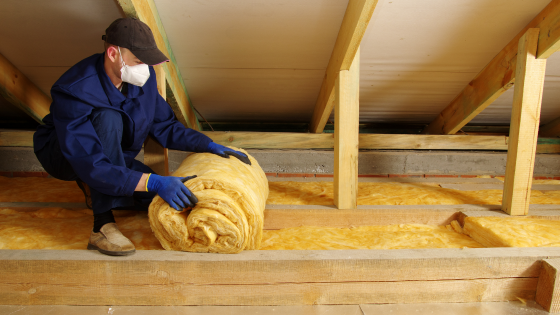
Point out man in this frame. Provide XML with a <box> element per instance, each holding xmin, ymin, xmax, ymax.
<box><xmin>33</xmin><ymin>18</ymin><xmax>250</xmax><ymax>256</ymax></box>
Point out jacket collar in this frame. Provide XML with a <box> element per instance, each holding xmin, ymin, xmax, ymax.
<box><xmin>96</xmin><ymin>54</ymin><xmax>144</xmax><ymax>107</ymax></box>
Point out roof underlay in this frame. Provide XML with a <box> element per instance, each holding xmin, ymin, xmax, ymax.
<box><xmin>0</xmin><ymin>0</ymin><xmax>559</xmax><ymax>128</ymax></box>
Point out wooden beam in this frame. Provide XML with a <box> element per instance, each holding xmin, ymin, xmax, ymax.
<box><xmin>502</xmin><ymin>29</ymin><xmax>547</xmax><ymax>216</ymax></box>
<box><xmin>5</xmin><ymin>130</ymin><xmax>560</xmax><ymax>153</ymax></box>
<box><xmin>143</xmin><ymin>65</ymin><xmax>169</xmax><ymax>176</ymax></box>
<box><xmin>334</xmin><ymin>47</ymin><xmax>360</xmax><ymax>209</ymax></box>
<box><xmin>1</xmin><ymin>247</ymin><xmax>559</xmax><ymax>305</ymax></box>
<box><xmin>308</xmin><ymin>0</ymin><xmax>378</xmax><ymax>133</ymax></box>
<box><xmin>536</xmin><ymin>259</ymin><xmax>560</xmax><ymax>313</ymax></box>
<box><xmin>539</xmin><ymin>116</ymin><xmax>560</xmax><ymax>138</ymax></box>
<box><xmin>0</xmin><ymin>52</ymin><xmax>50</xmax><ymax>123</ymax></box>
<box><xmin>116</xmin><ymin>0</ymin><xmax>201</xmax><ymax>131</ymax></box>
<box><xmin>422</xmin><ymin>0</ymin><xmax>560</xmax><ymax>135</ymax></box>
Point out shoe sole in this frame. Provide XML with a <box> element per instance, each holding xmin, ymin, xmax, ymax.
<box><xmin>87</xmin><ymin>243</ymin><xmax>136</xmax><ymax>256</ymax></box>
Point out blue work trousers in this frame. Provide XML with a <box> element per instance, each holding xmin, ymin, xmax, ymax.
<box><xmin>35</xmin><ymin>108</ymin><xmax>156</xmax><ymax>214</ymax></box>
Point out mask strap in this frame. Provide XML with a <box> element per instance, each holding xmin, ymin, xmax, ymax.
<box><xmin>117</xmin><ymin>46</ymin><xmax>125</xmax><ymax>68</ymax></box>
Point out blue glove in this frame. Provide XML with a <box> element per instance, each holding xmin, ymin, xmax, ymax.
<box><xmin>207</xmin><ymin>142</ymin><xmax>251</xmax><ymax>165</ymax></box>
<box><xmin>147</xmin><ymin>174</ymin><xmax>198</xmax><ymax>211</ymax></box>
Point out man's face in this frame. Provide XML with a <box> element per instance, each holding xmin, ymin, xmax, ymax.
<box><xmin>105</xmin><ymin>45</ymin><xmax>145</xmax><ymax>82</ymax></box>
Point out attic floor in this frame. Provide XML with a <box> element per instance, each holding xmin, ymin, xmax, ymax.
<box><xmin>0</xmin><ymin>301</ymin><xmax>554</xmax><ymax>314</ymax></box>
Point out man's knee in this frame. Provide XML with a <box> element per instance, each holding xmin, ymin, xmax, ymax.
<box><xmin>90</xmin><ymin>108</ymin><xmax>123</xmax><ymax>133</ymax></box>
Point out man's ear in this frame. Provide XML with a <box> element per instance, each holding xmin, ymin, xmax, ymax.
<box><xmin>106</xmin><ymin>46</ymin><xmax>119</xmax><ymax>63</ymax></box>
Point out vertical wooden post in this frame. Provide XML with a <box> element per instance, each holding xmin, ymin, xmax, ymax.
<box><xmin>502</xmin><ymin>28</ymin><xmax>547</xmax><ymax>216</ymax></box>
<box><xmin>536</xmin><ymin>259</ymin><xmax>560</xmax><ymax>313</ymax></box>
<box><xmin>144</xmin><ymin>65</ymin><xmax>169</xmax><ymax>176</ymax></box>
<box><xmin>334</xmin><ymin>47</ymin><xmax>360</xmax><ymax>209</ymax></box>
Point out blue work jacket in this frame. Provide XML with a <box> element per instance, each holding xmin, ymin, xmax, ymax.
<box><xmin>33</xmin><ymin>53</ymin><xmax>212</xmax><ymax>197</ymax></box>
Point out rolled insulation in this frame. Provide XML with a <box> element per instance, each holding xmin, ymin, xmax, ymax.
<box><xmin>148</xmin><ymin>148</ymin><xmax>268</xmax><ymax>253</ymax></box>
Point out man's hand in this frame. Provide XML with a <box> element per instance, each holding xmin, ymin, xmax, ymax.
<box><xmin>207</xmin><ymin>142</ymin><xmax>251</xmax><ymax>165</ymax></box>
<box><xmin>147</xmin><ymin>174</ymin><xmax>198</xmax><ymax>211</ymax></box>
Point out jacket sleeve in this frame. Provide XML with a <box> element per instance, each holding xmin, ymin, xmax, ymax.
<box><xmin>51</xmin><ymin>88</ymin><xmax>143</xmax><ymax>197</ymax></box>
<box><xmin>149</xmin><ymin>93</ymin><xmax>212</xmax><ymax>152</ymax></box>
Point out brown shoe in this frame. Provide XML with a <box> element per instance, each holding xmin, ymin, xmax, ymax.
<box><xmin>87</xmin><ymin>223</ymin><xmax>136</xmax><ymax>256</ymax></box>
<box><xmin>76</xmin><ymin>180</ymin><xmax>93</xmax><ymax>209</ymax></box>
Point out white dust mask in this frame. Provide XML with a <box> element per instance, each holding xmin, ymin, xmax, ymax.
<box><xmin>118</xmin><ymin>46</ymin><xmax>150</xmax><ymax>87</ymax></box>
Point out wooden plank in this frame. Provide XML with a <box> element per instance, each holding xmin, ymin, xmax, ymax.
<box><xmin>201</xmin><ymin>131</ymin><xmax>334</xmax><ymax>149</ymax></box>
<box><xmin>0</xmin><ymin>247</ymin><xmax>558</xmax><ymax>305</ymax></box>
<box><xmin>143</xmin><ymin>65</ymin><xmax>168</xmax><ymax>176</ymax></box>
<box><xmin>539</xmin><ymin>116</ymin><xmax>560</xmax><ymax>138</ymax></box>
<box><xmin>334</xmin><ymin>47</ymin><xmax>360</xmax><ymax>209</ymax></box>
<box><xmin>201</xmin><ymin>133</ymin><xmax>510</xmax><ymax>150</ymax></box>
<box><xmin>0</xmin><ymin>131</ymin><xmax>35</xmax><ymax>147</ymax></box>
<box><xmin>536</xmin><ymin>259</ymin><xmax>560</xmax><ymax>313</ymax></box>
<box><xmin>422</xmin><ymin>1</ymin><xmax>560</xmax><ymax>135</ymax></box>
<box><xmin>264</xmin><ymin>208</ymin><xmax>458</xmax><ymax>229</ymax></box>
<box><xmin>0</xmin><ymin>52</ymin><xmax>51</xmax><ymax>123</ymax></box>
<box><xmin>502</xmin><ymin>29</ymin><xmax>547</xmax><ymax>216</ymax></box>
<box><xmin>116</xmin><ymin>0</ymin><xmax>201</xmax><ymax>130</ymax></box>
<box><xmin>4</xmin><ymin>129</ymin><xmax>560</xmax><ymax>153</ymax></box>
<box><xmin>308</xmin><ymin>0</ymin><xmax>378</xmax><ymax>133</ymax></box>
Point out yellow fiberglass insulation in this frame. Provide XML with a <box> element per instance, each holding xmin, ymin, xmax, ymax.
<box><xmin>148</xmin><ymin>148</ymin><xmax>268</xmax><ymax>254</ymax></box>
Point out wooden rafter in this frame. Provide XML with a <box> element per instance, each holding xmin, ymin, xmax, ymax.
<box><xmin>308</xmin><ymin>0</ymin><xmax>378</xmax><ymax>133</ymax></box>
<box><xmin>116</xmin><ymin>0</ymin><xmax>201</xmax><ymax>131</ymax></box>
<box><xmin>423</xmin><ymin>0</ymin><xmax>560</xmax><ymax>135</ymax></box>
<box><xmin>0</xmin><ymin>52</ymin><xmax>51</xmax><ymax>123</ymax></box>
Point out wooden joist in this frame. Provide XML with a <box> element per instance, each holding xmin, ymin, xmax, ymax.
<box><xmin>422</xmin><ymin>0</ymin><xmax>560</xmax><ymax>135</ymax></box>
<box><xmin>308</xmin><ymin>0</ymin><xmax>378</xmax><ymax>133</ymax></box>
<box><xmin>4</xmin><ymin>130</ymin><xmax>560</xmax><ymax>153</ymax></box>
<box><xmin>0</xmin><ymin>52</ymin><xmax>51</xmax><ymax>124</ymax></box>
<box><xmin>117</xmin><ymin>0</ymin><xmax>201</xmax><ymax>131</ymax></box>
<box><xmin>502</xmin><ymin>29</ymin><xmax>547</xmax><ymax>216</ymax></box>
<box><xmin>536</xmin><ymin>259</ymin><xmax>560</xmax><ymax>313</ymax></box>
<box><xmin>334</xmin><ymin>47</ymin><xmax>360</xmax><ymax>209</ymax></box>
<box><xmin>1</xmin><ymin>247</ymin><xmax>558</xmax><ymax>305</ymax></box>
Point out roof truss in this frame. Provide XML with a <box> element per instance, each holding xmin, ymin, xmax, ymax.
<box><xmin>423</xmin><ymin>0</ymin><xmax>560</xmax><ymax>135</ymax></box>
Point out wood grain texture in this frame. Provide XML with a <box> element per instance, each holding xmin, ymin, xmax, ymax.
<box><xmin>423</xmin><ymin>0</ymin><xmax>560</xmax><ymax>135</ymax></box>
<box><xmin>1</xmin><ymin>247</ymin><xmax>558</xmax><ymax>305</ymax></box>
<box><xmin>536</xmin><ymin>259</ymin><xmax>560</xmax><ymax>313</ymax></box>
<box><xmin>334</xmin><ymin>48</ymin><xmax>360</xmax><ymax>209</ymax></box>
<box><xmin>308</xmin><ymin>0</ymin><xmax>378</xmax><ymax>133</ymax></box>
<box><xmin>263</xmin><ymin>208</ymin><xmax>459</xmax><ymax>229</ymax></box>
<box><xmin>143</xmin><ymin>65</ymin><xmax>169</xmax><ymax>176</ymax></box>
<box><xmin>117</xmin><ymin>0</ymin><xmax>201</xmax><ymax>130</ymax></box>
<box><xmin>502</xmin><ymin>29</ymin><xmax>547</xmax><ymax>216</ymax></box>
<box><xmin>4</xmin><ymin>130</ymin><xmax>560</xmax><ymax>153</ymax></box>
<box><xmin>0</xmin><ymin>52</ymin><xmax>51</xmax><ymax>123</ymax></box>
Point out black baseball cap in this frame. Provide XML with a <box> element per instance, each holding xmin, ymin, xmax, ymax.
<box><xmin>102</xmin><ymin>17</ymin><xmax>169</xmax><ymax>66</ymax></box>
